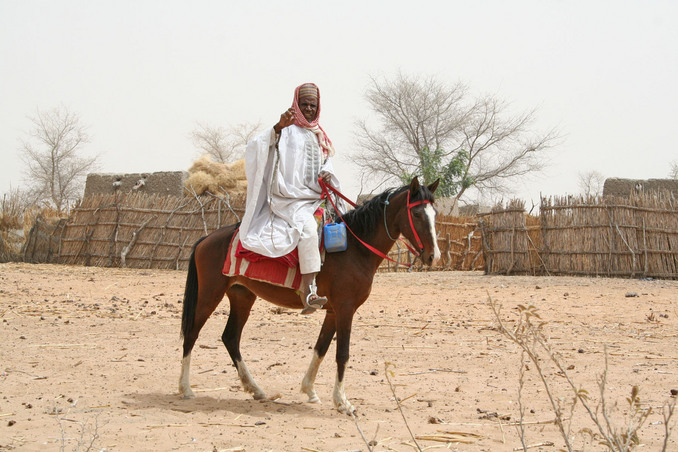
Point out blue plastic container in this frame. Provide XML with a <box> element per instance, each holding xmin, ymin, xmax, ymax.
<box><xmin>323</xmin><ymin>223</ymin><xmax>347</xmax><ymax>253</ymax></box>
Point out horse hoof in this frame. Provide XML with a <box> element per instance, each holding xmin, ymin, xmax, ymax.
<box><xmin>336</xmin><ymin>402</ymin><xmax>356</xmax><ymax>415</ymax></box>
<box><xmin>339</xmin><ymin>406</ymin><xmax>356</xmax><ymax>416</ymax></box>
<box><xmin>181</xmin><ymin>392</ymin><xmax>195</xmax><ymax>400</ymax></box>
<box><xmin>308</xmin><ymin>394</ymin><xmax>320</xmax><ymax>404</ymax></box>
<box><xmin>252</xmin><ymin>392</ymin><xmax>267</xmax><ymax>400</ymax></box>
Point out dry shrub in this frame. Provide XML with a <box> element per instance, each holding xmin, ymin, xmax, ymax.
<box><xmin>0</xmin><ymin>231</ymin><xmax>18</xmax><ymax>262</ymax></box>
<box><xmin>1</xmin><ymin>189</ymin><xmax>28</xmax><ymax>261</ymax></box>
<box><xmin>185</xmin><ymin>155</ymin><xmax>247</xmax><ymax>196</ymax></box>
<box><xmin>1</xmin><ymin>188</ymin><xmax>27</xmax><ymax>230</ymax></box>
<box><xmin>0</xmin><ymin>213</ymin><xmax>21</xmax><ymax>231</ymax></box>
<box><xmin>23</xmin><ymin>205</ymin><xmax>61</xmax><ymax>234</ymax></box>
<box><xmin>489</xmin><ymin>297</ymin><xmax>676</xmax><ymax>451</ymax></box>
<box><xmin>0</xmin><ymin>189</ymin><xmax>63</xmax><ymax>262</ymax></box>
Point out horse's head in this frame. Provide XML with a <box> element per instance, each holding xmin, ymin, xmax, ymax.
<box><xmin>397</xmin><ymin>177</ymin><xmax>441</xmax><ymax>267</ymax></box>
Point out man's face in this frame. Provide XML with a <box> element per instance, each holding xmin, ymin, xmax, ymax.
<box><xmin>298</xmin><ymin>96</ymin><xmax>318</xmax><ymax>122</ymax></box>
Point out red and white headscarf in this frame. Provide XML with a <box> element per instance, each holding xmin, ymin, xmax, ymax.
<box><xmin>291</xmin><ymin>83</ymin><xmax>335</xmax><ymax>158</ymax></box>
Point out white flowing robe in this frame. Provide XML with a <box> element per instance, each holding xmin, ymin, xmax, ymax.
<box><xmin>239</xmin><ymin>125</ymin><xmax>340</xmax><ymax>258</ymax></box>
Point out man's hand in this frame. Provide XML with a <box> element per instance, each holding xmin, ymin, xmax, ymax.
<box><xmin>319</xmin><ymin>171</ymin><xmax>332</xmax><ymax>185</ymax></box>
<box><xmin>273</xmin><ymin>108</ymin><xmax>296</xmax><ymax>133</ymax></box>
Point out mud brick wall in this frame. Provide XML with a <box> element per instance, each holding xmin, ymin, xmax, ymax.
<box><xmin>84</xmin><ymin>171</ymin><xmax>188</xmax><ymax>198</ymax></box>
<box><xmin>603</xmin><ymin>178</ymin><xmax>678</xmax><ymax>198</ymax></box>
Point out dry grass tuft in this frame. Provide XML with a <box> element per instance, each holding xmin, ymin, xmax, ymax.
<box><xmin>185</xmin><ymin>155</ymin><xmax>247</xmax><ymax>196</ymax></box>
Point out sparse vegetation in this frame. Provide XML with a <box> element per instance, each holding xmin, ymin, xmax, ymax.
<box><xmin>56</xmin><ymin>407</ymin><xmax>103</xmax><ymax>452</ymax></box>
<box><xmin>2</xmin><ymin>263</ymin><xmax>675</xmax><ymax>450</ymax></box>
<box><xmin>489</xmin><ymin>295</ymin><xmax>676</xmax><ymax>451</ymax></box>
<box><xmin>0</xmin><ymin>187</ymin><xmax>63</xmax><ymax>262</ymax></box>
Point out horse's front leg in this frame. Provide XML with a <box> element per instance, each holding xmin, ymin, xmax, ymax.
<box><xmin>332</xmin><ymin>308</ymin><xmax>356</xmax><ymax>414</ymax></box>
<box><xmin>301</xmin><ymin>311</ymin><xmax>336</xmax><ymax>403</ymax></box>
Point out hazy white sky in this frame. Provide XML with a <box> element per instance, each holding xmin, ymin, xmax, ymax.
<box><xmin>1</xmin><ymin>0</ymin><xmax>676</xmax><ymax>205</ymax></box>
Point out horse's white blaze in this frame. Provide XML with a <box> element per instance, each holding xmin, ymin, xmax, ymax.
<box><xmin>236</xmin><ymin>359</ymin><xmax>266</xmax><ymax>399</ymax></box>
<box><xmin>179</xmin><ymin>354</ymin><xmax>194</xmax><ymax>398</ymax></box>
<box><xmin>301</xmin><ymin>351</ymin><xmax>323</xmax><ymax>403</ymax></box>
<box><xmin>424</xmin><ymin>204</ymin><xmax>441</xmax><ymax>264</ymax></box>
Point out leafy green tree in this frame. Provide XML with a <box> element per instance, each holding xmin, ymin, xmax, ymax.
<box><xmin>400</xmin><ymin>147</ymin><xmax>473</xmax><ymax>198</ymax></box>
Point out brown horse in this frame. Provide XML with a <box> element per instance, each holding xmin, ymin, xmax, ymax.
<box><xmin>179</xmin><ymin>177</ymin><xmax>440</xmax><ymax>414</ymax></box>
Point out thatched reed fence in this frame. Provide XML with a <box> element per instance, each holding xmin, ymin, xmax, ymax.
<box><xmin>481</xmin><ymin>192</ymin><xmax>678</xmax><ymax>279</ymax></box>
<box><xmin>22</xmin><ymin>216</ymin><xmax>67</xmax><ymax>264</ymax></box>
<box><xmin>378</xmin><ymin>216</ymin><xmax>484</xmax><ymax>272</ymax></box>
<box><xmin>479</xmin><ymin>200</ymin><xmax>541</xmax><ymax>275</ymax></box>
<box><xmin>52</xmin><ymin>192</ymin><xmax>245</xmax><ymax>270</ymax></box>
<box><xmin>21</xmin><ymin>192</ymin><xmax>483</xmax><ymax>272</ymax></box>
<box><xmin>31</xmin><ymin>189</ymin><xmax>678</xmax><ymax>279</ymax></box>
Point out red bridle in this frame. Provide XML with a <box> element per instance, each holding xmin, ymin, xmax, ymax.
<box><xmin>319</xmin><ymin>179</ymin><xmax>432</xmax><ymax>266</ymax></box>
<box><xmin>405</xmin><ymin>190</ymin><xmax>432</xmax><ymax>251</ymax></box>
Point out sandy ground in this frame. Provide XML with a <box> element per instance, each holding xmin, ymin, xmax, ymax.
<box><xmin>0</xmin><ymin>262</ymin><xmax>677</xmax><ymax>452</ymax></box>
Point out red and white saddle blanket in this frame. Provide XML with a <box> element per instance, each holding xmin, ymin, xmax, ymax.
<box><xmin>222</xmin><ymin>230</ymin><xmax>303</xmax><ymax>290</ymax></box>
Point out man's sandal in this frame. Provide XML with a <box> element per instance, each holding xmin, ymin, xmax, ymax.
<box><xmin>301</xmin><ymin>292</ymin><xmax>328</xmax><ymax>315</ymax></box>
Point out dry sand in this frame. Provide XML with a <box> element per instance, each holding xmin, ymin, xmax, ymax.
<box><xmin>1</xmin><ymin>263</ymin><xmax>676</xmax><ymax>451</ymax></box>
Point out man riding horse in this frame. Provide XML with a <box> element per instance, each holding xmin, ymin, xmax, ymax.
<box><xmin>239</xmin><ymin>83</ymin><xmax>339</xmax><ymax>314</ymax></box>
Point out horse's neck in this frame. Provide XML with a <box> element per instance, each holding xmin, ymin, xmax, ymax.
<box><xmin>383</xmin><ymin>193</ymin><xmax>406</xmax><ymax>239</ymax></box>
<box><xmin>372</xmin><ymin>194</ymin><xmax>405</xmax><ymax>254</ymax></box>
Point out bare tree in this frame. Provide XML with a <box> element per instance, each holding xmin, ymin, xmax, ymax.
<box><xmin>19</xmin><ymin>107</ymin><xmax>97</xmax><ymax>213</ymax></box>
<box><xmin>578</xmin><ymin>170</ymin><xmax>606</xmax><ymax>197</ymax></box>
<box><xmin>670</xmin><ymin>161</ymin><xmax>678</xmax><ymax>179</ymax></box>
<box><xmin>353</xmin><ymin>73</ymin><xmax>558</xmax><ymax>200</ymax></box>
<box><xmin>191</xmin><ymin>121</ymin><xmax>261</xmax><ymax>164</ymax></box>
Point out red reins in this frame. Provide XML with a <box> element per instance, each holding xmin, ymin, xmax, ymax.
<box><xmin>319</xmin><ymin>179</ymin><xmax>431</xmax><ymax>267</ymax></box>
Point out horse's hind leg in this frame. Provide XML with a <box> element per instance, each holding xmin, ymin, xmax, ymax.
<box><xmin>301</xmin><ymin>311</ymin><xmax>336</xmax><ymax>403</ymax></box>
<box><xmin>222</xmin><ymin>284</ymin><xmax>266</xmax><ymax>400</ymax></box>
<box><xmin>179</xmin><ymin>279</ymin><xmax>228</xmax><ymax>397</ymax></box>
<box><xmin>179</xmin><ymin>249</ymin><xmax>229</xmax><ymax>399</ymax></box>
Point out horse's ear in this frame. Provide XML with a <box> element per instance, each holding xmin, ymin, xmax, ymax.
<box><xmin>428</xmin><ymin>178</ymin><xmax>440</xmax><ymax>194</ymax></box>
<box><xmin>409</xmin><ymin>176</ymin><xmax>420</xmax><ymax>193</ymax></box>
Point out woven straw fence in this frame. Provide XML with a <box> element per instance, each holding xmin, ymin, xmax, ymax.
<box><xmin>480</xmin><ymin>200</ymin><xmax>542</xmax><ymax>275</ymax></box>
<box><xmin>55</xmin><ymin>192</ymin><xmax>246</xmax><ymax>270</ymax></box>
<box><xmin>378</xmin><ymin>215</ymin><xmax>484</xmax><ymax>272</ymax></box>
<box><xmin>25</xmin><ymin>190</ymin><xmax>678</xmax><ymax>279</ymax></box>
<box><xmin>22</xmin><ymin>217</ymin><xmax>67</xmax><ymax>264</ymax></box>
<box><xmin>23</xmin><ymin>191</ymin><xmax>484</xmax><ymax>272</ymax></box>
<box><xmin>481</xmin><ymin>192</ymin><xmax>678</xmax><ymax>279</ymax></box>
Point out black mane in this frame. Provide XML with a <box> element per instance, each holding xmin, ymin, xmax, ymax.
<box><xmin>333</xmin><ymin>182</ymin><xmax>435</xmax><ymax>243</ymax></box>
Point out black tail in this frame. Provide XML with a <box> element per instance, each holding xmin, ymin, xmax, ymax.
<box><xmin>181</xmin><ymin>237</ymin><xmax>207</xmax><ymax>340</ymax></box>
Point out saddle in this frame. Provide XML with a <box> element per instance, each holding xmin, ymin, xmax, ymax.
<box><xmin>223</xmin><ymin>230</ymin><xmax>303</xmax><ymax>290</ymax></box>
<box><xmin>222</xmin><ymin>207</ymin><xmax>330</xmax><ymax>290</ymax></box>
